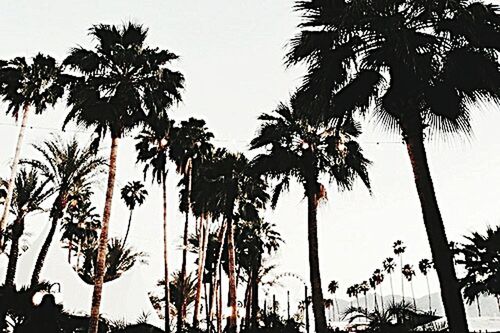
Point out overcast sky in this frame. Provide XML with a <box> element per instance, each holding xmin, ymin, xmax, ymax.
<box><xmin>1</xmin><ymin>0</ymin><xmax>500</xmax><ymax>307</ymax></box>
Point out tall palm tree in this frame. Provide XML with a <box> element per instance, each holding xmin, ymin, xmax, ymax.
<box><xmin>359</xmin><ymin>281</ymin><xmax>370</xmax><ymax>312</ymax></box>
<box><xmin>372</xmin><ymin>269</ymin><xmax>385</xmax><ymax>311</ymax></box>
<box><xmin>120</xmin><ymin>181</ymin><xmax>148</xmax><ymax>247</ymax></box>
<box><xmin>136</xmin><ymin>115</ymin><xmax>175</xmax><ymax>333</ymax></box>
<box><xmin>0</xmin><ymin>54</ymin><xmax>66</xmax><ymax>247</ymax></box>
<box><xmin>208</xmin><ymin>149</ymin><xmax>268</xmax><ymax>333</ymax></box>
<box><xmin>383</xmin><ymin>257</ymin><xmax>396</xmax><ymax>304</ymax></box>
<box><xmin>23</xmin><ymin>136</ymin><xmax>106</xmax><ymax>286</ymax></box>
<box><xmin>393</xmin><ymin>240</ymin><xmax>407</xmax><ymax>301</ymax></box>
<box><xmin>63</xmin><ymin>22</ymin><xmax>184</xmax><ymax>333</ymax></box>
<box><xmin>251</xmin><ymin>94</ymin><xmax>371</xmax><ymax>333</ymax></box>
<box><xmin>327</xmin><ymin>280</ymin><xmax>339</xmax><ymax>321</ymax></box>
<box><xmin>402</xmin><ymin>264</ymin><xmax>417</xmax><ymax>309</ymax></box>
<box><xmin>4</xmin><ymin>168</ymin><xmax>53</xmax><ymax>287</ymax></box>
<box><xmin>418</xmin><ymin>259</ymin><xmax>433</xmax><ymax>313</ymax></box>
<box><xmin>288</xmin><ymin>2</ymin><xmax>500</xmax><ymax>331</ymax></box>
<box><xmin>168</xmin><ymin>117</ymin><xmax>213</xmax><ymax>332</ymax></box>
<box><xmin>456</xmin><ymin>225</ymin><xmax>500</xmax><ymax>314</ymax></box>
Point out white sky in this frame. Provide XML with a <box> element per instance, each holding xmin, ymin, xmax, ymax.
<box><xmin>1</xmin><ymin>0</ymin><xmax>500</xmax><ymax>306</ymax></box>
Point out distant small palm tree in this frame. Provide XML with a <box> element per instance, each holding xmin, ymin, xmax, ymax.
<box><xmin>0</xmin><ymin>54</ymin><xmax>67</xmax><ymax>246</ymax></box>
<box><xmin>419</xmin><ymin>259</ymin><xmax>434</xmax><ymax>313</ymax></box>
<box><xmin>393</xmin><ymin>241</ymin><xmax>406</xmax><ymax>300</ymax></box>
<box><xmin>120</xmin><ymin>181</ymin><xmax>148</xmax><ymax>247</ymax></box>
<box><xmin>4</xmin><ymin>169</ymin><xmax>53</xmax><ymax>287</ymax></box>
<box><xmin>328</xmin><ymin>280</ymin><xmax>339</xmax><ymax>321</ymax></box>
<box><xmin>372</xmin><ymin>269</ymin><xmax>385</xmax><ymax>311</ymax></box>
<box><xmin>383</xmin><ymin>257</ymin><xmax>397</xmax><ymax>305</ymax></box>
<box><xmin>359</xmin><ymin>281</ymin><xmax>370</xmax><ymax>311</ymax></box>
<box><xmin>402</xmin><ymin>264</ymin><xmax>417</xmax><ymax>309</ymax></box>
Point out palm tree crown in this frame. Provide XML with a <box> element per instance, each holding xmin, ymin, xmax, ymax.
<box><xmin>121</xmin><ymin>181</ymin><xmax>148</xmax><ymax>211</ymax></box>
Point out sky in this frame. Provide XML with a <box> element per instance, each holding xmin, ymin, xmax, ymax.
<box><xmin>1</xmin><ymin>0</ymin><xmax>500</xmax><ymax>309</ymax></box>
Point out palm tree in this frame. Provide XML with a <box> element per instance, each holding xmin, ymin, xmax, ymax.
<box><xmin>208</xmin><ymin>149</ymin><xmax>269</xmax><ymax>333</ymax></box>
<box><xmin>418</xmin><ymin>259</ymin><xmax>433</xmax><ymax>313</ymax></box>
<box><xmin>372</xmin><ymin>269</ymin><xmax>385</xmax><ymax>311</ymax></box>
<box><xmin>346</xmin><ymin>285</ymin><xmax>359</xmax><ymax>308</ymax></box>
<box><xmin>77</xmin><ymin>237</ymin><xmax>148</xmax><ymax>285</ymax></box>
<box><xmin>456</xmin><ymin>225</ymin><xmax>500</xmax><ymax>314</ymax></box>
<box><xmin>251</xmin><ymin>94</ymin><xmax>371</xmax><ymax>333</ymax></box>
<box><xmin>359</xmin><ymin>281</ymin><xmax>370</xmax><ymax>312</ymax></box>
<box><xmin>0</xmin><ymin>54</ymin><xmax>66</xmax><ymax>247</ymax></box>
<box><xmin>63</xmin><ymin>22</ymin><xmax>184</xmax><ymax>333</ymax></box>
<box><xmin>402</xmin><ymin>264</ymin><xmax>417</xmax><ymax>309</ymax></box>
<box><xmin>23</xmin><ymin>136</ymin><xmax>106</xmax><ymax>286</ymax></box>
<box><xmin>393</xmin><ymin>241</ymin><xmax>406</xmax><ymax>301</ymax></box>
<box><xmin>383</xmin><ymin>257</ymin><xmax>396</xmax><ymax>305</ymax></box>
<box><xmin>327</xmin><ymin>280</ymin><xmax>339</xmax><ymax>322</ymax></box>
<box><xmin>168</xmin><ymin>117</ymin><xmax>213</xmax><ymax>332</ymax></box>
<box><xmin>4</xmin><ymin>168</ymin><xmax>53</xmax><ymax>287</ymax></box>
<box><xmin>136</xmin><ymin>115</ymin><xmax>175</xmax><ymax>333</ymax></box>
<box><xmin>288</xmin><ymin>2</ymin><xmax>500</xmax><ymax>332</ymax></box>
<box><xmin>120</xmin><ymin>181</ymin><xmax>148</xmax><ymax>247</ymax></box>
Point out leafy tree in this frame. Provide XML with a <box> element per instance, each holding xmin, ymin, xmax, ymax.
<box><xmin>4</xmin><ymin>169</ymin><xmax>53</xmax><ymax>287</ymax></box>
<box><xmin>288</xmin><ymin>1</ymin><xmax>500</xmax><ymax>331</ymax></box>
<box><xmin>120</xmin><ymin>181</ymin><xmax>148</xmax><ymax>247</ymax></box>
<box><xmin>64</xmin><ymin>22</ymin><xmax>184</xmax><ymax>333</ymax></box>
<box><xmin>0</xmin><ymin>54</ymin><xmax>66</xmax><ymax>246</ymax></box>
<box><xmin>23</xmin><ymin>136</ymin><xmax>106</xmax><ymax>286</ymax></box>
<box><xmin>251</xmin><ymin>93</ymin><xmax>370</xmax><ymax>333</ymax></box>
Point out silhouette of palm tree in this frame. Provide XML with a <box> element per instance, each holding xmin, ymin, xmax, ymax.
<box><xmin>383</xmin><ymin>257</ymin><xmax>396</xmax><ymax>305</ymax></box>
<box><xmin>418</xmin><ymin>259</ymin><xmax>434</xmax><ymax>313</ymax></box>
<box><xmin>402</xmin><ymin>264</ymin><xmax>417</xmax><ymax>309</ymax></box>
<box><xmin>120</xmin><ymin>181</ymin><xmax>148</xmax><ymax>247</ymax></box>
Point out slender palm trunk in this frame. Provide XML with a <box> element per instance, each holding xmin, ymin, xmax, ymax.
<box><xmin>410</xmin><ymin>281</ymin><xmax>417</xmax><ymax>309</ymax></box>
<box><xmin>364</xmin><ymin>293</ymin><xmax>368</xmax><ymax>312</ymax></box>
<box><xmin>162</xmin><ymin>174</ymin><xmax>171</xmax><ymax>333</ymax></box>
<box><xmin>193</xmin><ymin>214</ymin><xmax>209</xmax><ymax>327</ymax></box>
<box><xmin>5</xmin><ymin>217</ymin><xmax>24</xmax><ymax>287</ymax></box>
<box><xmin>403</xmin><ymin>120</ymin><xmax>468</xmax><ymax>333</ymax></box>
<box><xmin>217</xmin><ymin>265</ymin><xmax>223</xmax><ymax>333</ymax></box>
<box><xmin>250</xmin><ymin>264</ymin><xmax>259</xmax><ymax>329</ymax></box>
<box><xmin>244</xmin><ymin>277</ymin><xmax>252</xmax><ymax>329</ymax></box>
<box><xmin>476</xmin><ymin>296</ymin><xmax>481</xmax><ymax>317</ymax></box>
<box><xmin>227</xmin><ymin>216</ymin><xmax>238</xmax><ymax>333</ymax></box>
<box><xmin>399</xmin><ymin>255</ymin><xmax>405</xmax><ymax>302</ymax></box>
<box><xmin>379</xmin><ymin>285</ymin><xmax>384</xmax><ymax>312</ymax></box>
<box><xmin>306</xmin><ymin>191</ymin><xmax>328</xmax><ymax>333</ymax></box>
<box><xmin>88</xmin><ymin>135</ymin><xmax>119</xmax><ymax>333</ymax></box>
<box><xmin>177</xmin><ymin>160</ymin><xmax>192</xmax><ymax>333</ymax></box>
<box><xmin>0</xmin><ymin>105</ymin><xmax>30</xmax><ymax>249</ymax></box>
<box><xmin>122</xmin><ymin>209</ymin><xmax>133</xmax><ymax>247</ymax></box>
<box><xmin>31</xmin><ymin>193</ymin><xmax>66</xmax><ymax>286</ymax></box>
<box><xmin>425</xmin><ymin>275</ymin><xmax>431</xmax><ymax>313</ymax></box>
<box><xmin>334</xmin><ymin>295</ymin><xmax>339</xmax><ymax>318</ymax></box>
<box><xmin>68</xmin><ymin>238</ymin><xmax>73</xmax><ymax>264</ymax></box>
<box><xmin>389</xmin><ymin>273</ymin><xmax>395</xmax><ymax>304</ymax></box>
<box><xmin>209</xmin><ymin>221</ymin><xmax>227</xmax><ymax>331</ymax></box>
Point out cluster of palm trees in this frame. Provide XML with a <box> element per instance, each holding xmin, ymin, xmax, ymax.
<box><xmin>0</xmin><ymin>0</ymin><xmax>499</xmax><ymax>332</ymax></box>
<box><xmin>344</xmin><ymin>241</ymin><xmax>435</xmax><ymax>317</ymax></box>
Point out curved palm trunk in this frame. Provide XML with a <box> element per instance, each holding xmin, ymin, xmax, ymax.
<box><xmin>122</xmin><ymin>209</ymin><xmax>133</xmax><ymax>247</ymax></box>
<box><xmin>227</xmin><ymin>216</ymin><xmax>238</xmax><ymax>333</ymax></box>
<box><xmin>4</xmin><ymin>217</ymin><xmax>24</xmax><ymax>287</ymax></box>
<box><xmin>403</xmin><ymin>122</ymin><xmax>468</xmax><ymax>333</ymax></box>
<box><xmin>88</xmin><ymin>136</ymin><xmax>119</xmax><ymax>333</ymax></box>
<box><xmin>0</xmin><ymin>105</ymin><xmax>30</xmax><ymax>249</ymax></box>
<box><xmin>193</xmin><ymin>214</ymin><xmax>209</xmax><ymax>327</ymax></box>
<box><xmin>31</xmin><ymin>194</ymin><xmax>65</xmax><ymax>286</ymax></box>
<box><xmin>306</xmin><ymin>192</ymin><xmax>328</xmax><ymax>333</ymax></box>
<box><xmin>163</xmin><ymin>175</ymin><xmax>171</xmax><ymax>333</ymax></box>
<box><xmin>177</xmin><ymin>161</ymin><xmax>192</xmax><ymax>333</ymax></box>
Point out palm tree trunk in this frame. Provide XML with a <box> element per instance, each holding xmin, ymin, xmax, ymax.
<box><xmin>410</xmin><ymin>281</ymin><xmax>417</xmax><ymax>309</ymax></box>
<box><xmin>403</xmin><ymin>122</ymin><xmax>468</xmax><ymax>333</ymax></box>
<box><xmin>217</xmin><ymin>266</ymin><xmax>223</xmax><ymax>333</ymax></box>
<box><xmin>209</xmin><ymin>221</ymin><xmax>227</xmax><ymax>330</ymax></box>
<box><xmin>177</xmin><ymin>160</ymin><xmax>192</xmax><ymax>333</ymax></box>
<box><xmin>399</xmin><ymin>255</ymin><xmax>405</xmax><ymax>302</ymax></box>
<box><xmin>88</xmin><ymin>135</ymin><xmax>119</xmax><ymax>333</ymax></box>
<box><xmin>476</xmin><ymin>296</ymin><xmax>481</xmax><ymax>317</ymax></box>
<box><xmin>389</xmin><ymin>273</ymin><xmax>395</xmax><ymax>304</ymax></box>
<box><xmin>193</xmin><ymin>214</ymin><xmax>209</xmax><ymax>327</ymax></box>
<box><xmin>379</xmin><ymin>285</ymin><xmax>384</xmax><ymax>312</ymax></box>
<box><xmin>5</xmin><ymin>217</ymin><xmax>24</xmax><ymax>287</ymax></box>
<box><xmin>122</xmin><ymin>209</ymin><xmax>133</xmax><ymax>247</ymax></box>
<box><xmin>426</xmin><ymin>275</ymin><xmax>431</xmax><ymax>313</ymax></box>
<box><xmin>162</xmin><ymin>174</ymin><xmax>171</xmax><ymax>333</ymax></box>
<box><xmin>227</xmin><ymin>216</ymin><xmax>238</xmax><ymax>333</ymax></box>
<box><xmin>306</xmin><ymin>191</ymin><xmax>328</xmax><ymax>333</ymax></box>
<box><xmin>31</xmin><ymin>196</ymin><xmax>64</xmax><ymax>286</ymax></box>
<box><xmin>250</xmin><ymin>264</ymin><xmax>259</xmax><ymax>329</ymax></box>
<box><xmin>0</xmin><ymin>104</ymin><xmax>31</xmax><ymax>249</ymax></box>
